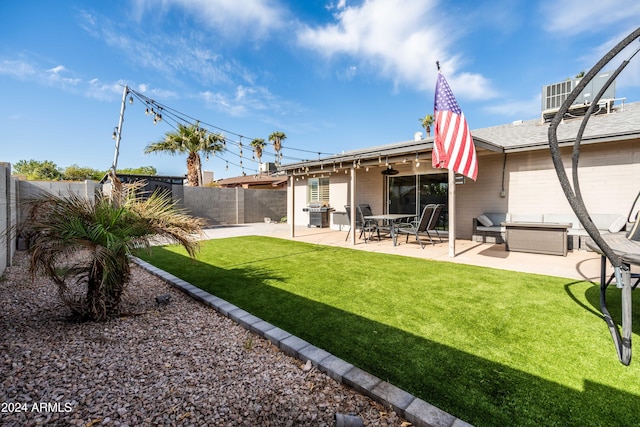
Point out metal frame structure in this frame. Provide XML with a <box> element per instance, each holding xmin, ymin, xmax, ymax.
<box><xmin>548</xmin><ymin>27</ymin><xmax>640</xmax><ymax>365</ymax></box>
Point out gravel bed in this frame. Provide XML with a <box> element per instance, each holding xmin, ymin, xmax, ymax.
<box><xmin>0</xmin><ymin>251</ymin><xmax>405</xmax><ymax>426</ymax></box>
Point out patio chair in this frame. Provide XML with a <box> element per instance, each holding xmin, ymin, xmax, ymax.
<box><xmin>344</xmin><ymin>205</ymin><xmax>379</xmax><ymax>242</ymax></box>
<box><xmin>358</xmin><ymin>203</ymin><xmax>391</xmax><ymax>241</ymax></box>
<box><xmin>396</xmin><ymin>204</ymin><xmax>444</xmax><ymax>248</ymax></box>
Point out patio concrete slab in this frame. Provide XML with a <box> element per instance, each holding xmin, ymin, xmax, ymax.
<box><xmin>201</xmin><ymin>223</ymin><xmax>612</xmax><ymax>283</ymax></box>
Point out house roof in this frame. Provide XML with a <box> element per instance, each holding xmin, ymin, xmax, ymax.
<box><xmin>279</xmin><ymin>100</ymin><xmax>640</xmax><ymax>172</ymax></box>
<box><xmin>216</xmin><ymin>173</ymin><xmax>288</xmax><ymax>188</ymax></box>
<box><xmin>472</xmin><ymin>101</ymin><xmax>640</xmax><ymax>152</ymax></box>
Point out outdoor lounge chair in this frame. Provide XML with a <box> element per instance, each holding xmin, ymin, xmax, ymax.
<box><xmin>344</xmin><ymin>205</ymin><xmax>379</xmax><ymax>242</ymax></box>
<box><xmin>396</xmin><ymin>204</ymin><xmax>444</xmax><ymax>248</ymax></box>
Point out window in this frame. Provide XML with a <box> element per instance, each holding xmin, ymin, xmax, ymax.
<box><xmin>307</xmin><ymin>177</ymin><xmax>329</xmax><ymax>203</ymax></box>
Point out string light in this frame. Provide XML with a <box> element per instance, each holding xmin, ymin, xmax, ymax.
<box><xmin>125</xmin><ymin>86</ymin><xmax>339</xmax><ymax>176</ymax></box>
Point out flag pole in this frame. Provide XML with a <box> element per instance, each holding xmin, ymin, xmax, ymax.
<box><xmin>436</xmin><ymin>61</ymin><xmax>456</xmax><ymax>257</ymax></box>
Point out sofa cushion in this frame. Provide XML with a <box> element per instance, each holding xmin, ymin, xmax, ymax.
<box><xmin>484</xmin><ymin>212</ymin><xmax>510</xmax><ymax>225</ymax></box>
<box><xmin>608</xmin><ymin>215</ymin><xmax>627</xmax><ymax>233</ymax></box>
<box><xmin>591</xmin><ymin>213</ymin><xmax>625</xmax><ymax>230</ymax></box>
<box><xmin>477</xmin><ymin>214</ymin><xmax>493</xmax><ymax>227</ymax></box>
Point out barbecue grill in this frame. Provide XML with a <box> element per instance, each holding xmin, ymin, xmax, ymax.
<box><xmin>302</xmin><ymin>202</ymin><xmax>334</xmax><ymax>228</ymax></box>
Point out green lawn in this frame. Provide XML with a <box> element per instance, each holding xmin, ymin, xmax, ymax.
<box><xmin>137</xmin><ymin>236</ymin><xmax>640</xmax><ymax>427</ymax></box>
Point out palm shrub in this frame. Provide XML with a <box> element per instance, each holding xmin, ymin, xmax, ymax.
<box><xmin>24</xmin><ymin>185</ymin><xmax>206</xmax><ymax>321</ymax></box>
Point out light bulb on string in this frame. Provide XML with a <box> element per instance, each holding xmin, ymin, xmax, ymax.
<box><xmin>129</xmin><ymin>96</ymin><xmax>133</xmax><ymax>104</ymax></box>
<box><xmin>112</xmin><ymin>128</ymin><xmax>117</xmax><ymax>140</ymax></box>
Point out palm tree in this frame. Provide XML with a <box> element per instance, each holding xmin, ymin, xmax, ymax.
<box><xmin>145</xmin><ymin>122</ymin><xmax>225</xmax><ymax>186</ymax></box>
<box><xmin>25</xmin><ymin>185</ymin><xmax>206</xmax><ymax>321</ymax></box>
<box><xmin>268</xmin><ymin>131</ymin><xmax>286</xmax><ymax>166</ymax></box>
<box><xmin>419</xmin><ymin>114</ymin><xmax>434</xmax><ymax>137</ymax></box>
<box><xmin>250</xmin><ymin>138</ymin><xmax>266</xmax><ymax>164</ymax></box>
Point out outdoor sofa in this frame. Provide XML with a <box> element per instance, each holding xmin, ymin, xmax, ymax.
<box><xmin>472</xmin><ymin>212</ymin><xmax>628</xmax><ymax>250</ymax></box>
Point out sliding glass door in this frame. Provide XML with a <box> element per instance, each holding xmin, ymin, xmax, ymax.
<box><xmin>387</xmin><ymin>173</ymin><xmax>448</xmax><ymax>226</ymax></box>
<box><xmin>388</xmin><ymin>175</ymin><xmax>417</xmax><ymax>215</ymax></box>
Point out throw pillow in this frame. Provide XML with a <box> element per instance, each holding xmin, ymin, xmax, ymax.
<box><xmin>477</xmin><ymin>214</ymin><xmax>493</xmax><ymax>227</ymax></box>
<box><xmin>608</xmin><ymin>216</ymin><xmax>627</xmax><ymax>233</ymax></box>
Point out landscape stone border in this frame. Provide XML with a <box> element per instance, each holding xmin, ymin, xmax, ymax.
<box><xmin>133</xmin><ymin>257</ymin><xmax>474</xmax><ymax>427</ymax></box>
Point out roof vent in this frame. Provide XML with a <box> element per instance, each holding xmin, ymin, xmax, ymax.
<box><xmin>512</xmin><ymin>120</ymin><xmax>523</xmax><ymax>126</ymax></box>
<box><xmin>414</xmin><ymin>131</ymin><xmax>422</xmax><ymax>141</ymax></box>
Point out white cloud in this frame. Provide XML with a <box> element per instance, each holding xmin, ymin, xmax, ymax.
<box><xmin>0</xmin><ymin>59</ymin><xmax>37</xmax><ymax>79</ymax></box>
<box><xmin>46</xmin><ymin>65</ymin><xmax>81</xmax><ymax>87</ymax></box>
<box><xmin>85</xmin><ymin>79</ymin><xmax>126</xmax><ymax>101</ymax></box>
<box><xmin>0</xmin><ymin>58</ymin><xmax>82</xmax><ymax>88</ymax></box>
<box><xmin>540</xmin><ymin>0</ymin><xmax>640</xmax><ymax>36</ymax></box>
<box><xmin>131</xmin><ymin>0</ymin><xmax>286</xmax><ymax>39</ymax></box>
<box><xmin>78</xmin><ymin>8</ymin><xmax>247</xmax><ymax>88</ymax></box>
<box><xmin>296</xmin><ymin>0</ymin><xmax>495</xmax><ymax>100</ymax></box>
<box><xmin>199</xmin><ymin>84</ymin><xmax>297</xmax><ymax>119</ymax></box>
<box><xmin>47</xmin><ymin>65</ymin><xmax>66</xmax><ymax>74</ymax></box>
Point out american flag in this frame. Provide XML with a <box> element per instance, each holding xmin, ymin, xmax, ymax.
<box><xmin>432</xmin><ymin>72</ymin><xmax>477</xmax><ymax>181</ymax></box>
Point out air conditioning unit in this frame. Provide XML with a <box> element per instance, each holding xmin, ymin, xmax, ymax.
<box><xmin>259</xmin><ymin>162</ymin><xmax>277</xmax><ymax>173</ymax></box>
<box><xmin>541</xmin><ymin>71</ymin><xmax>616</xmax><ymax>120</ymax></box>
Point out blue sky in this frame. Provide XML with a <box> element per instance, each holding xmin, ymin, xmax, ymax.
<box><xmin>2</xmin><ymin>0</ymin><xmax>640</xmax><ymax>179</ymax></box>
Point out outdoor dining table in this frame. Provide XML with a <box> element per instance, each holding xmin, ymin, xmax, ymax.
<box><xmin>364</xmin><ymin>213</ymin><xmax>415</xmax><ymax>246</ymax></box>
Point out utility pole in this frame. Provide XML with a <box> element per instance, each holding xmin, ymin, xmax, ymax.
<box><xmin>111</xmin><ymin>85</ymin><xmax>129</xmax><ymax>174</ymax></box>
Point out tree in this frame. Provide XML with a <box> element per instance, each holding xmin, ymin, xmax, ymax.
<box><xmin>419</xmin><ymin>114</ymin><xmax>434</xmax><ymax>138</ymax></box>
<box><xmin>250</xmin><ymin>138</ymin><xmax>266</xmax><ymax>164</ymax></box>
<box><xmin>268</xmin><ymin>131</ymin><xmax>286</xmax><ymax>166</ymax></box>
<box><xmin>13</xmin><ymin>159</ymin><xmax>62</xmax><ymax>181</ymax></box>
<box><xmin>117</xmin><ymin>166</ymin><xmax>158</xmax><ymax>176</ymax></box>
<box><xmin>63</xmin><ymin>164</ymin><xmax>103</xmax><ymax>181</ymax></box>
<box><xmin>25</xmin><ymin>184</ymin><xmax>206</xmax><ymax>321</ymax></box>
<box><xmin>144</xmin><ymin>122</ymin><xmax>225</xmax><ymax>186</ymax></box>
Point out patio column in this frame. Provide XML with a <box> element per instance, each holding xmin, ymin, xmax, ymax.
<box><xmin>448</xmin><ymin>169</ymin><xmax>456</xmax><ymax>257</ymax></box>
<box><xmin>350</xmin><ymin>166</ymin><xmax>356</xmax><ymax>245</ymax></box>
<box><xmin>289</xmin><ymin>175</ymin><xmax>295</xmax><ymax>238</ymax></box>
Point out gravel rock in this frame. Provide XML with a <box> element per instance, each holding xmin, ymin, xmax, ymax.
<box><xmin>0</xmin><ymin>252</ymin><xmax>405</xmax><ymax>426</ymax></box>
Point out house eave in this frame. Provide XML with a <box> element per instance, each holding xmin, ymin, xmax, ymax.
<box><xmin>280</xmin><ymin>136</ymin><xmax>502</xmax><ymax>174</ymax></box>
<box><xmin>503</xmin><ymin>130</ymin><xmax>640</xmax><ymax>153</ymax></box>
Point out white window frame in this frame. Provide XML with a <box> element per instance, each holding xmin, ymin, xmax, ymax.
<box><xmin>307</xmin><ymin>177</ymin><xmax>330</xmax><ymax>203</ymax></box>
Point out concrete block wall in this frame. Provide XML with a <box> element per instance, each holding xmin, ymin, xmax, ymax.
<box><xmin>0</xmin><ymin>163</ymin><xmax>18</xmax><ymax>275</ymax></box>
<box><xmin>183</xmin><ymin>186</ymin><xmax>286</xmax><ymax>225</ymax></box>
<box><xmin>243</xmin><ymin>188</ymin><xmax>287</xmax><ymax>223</ymax></box>
<box><xmin>457</xmin><ymin>140</ymin><xmax>640</xmax><ymax>239</ymax></box>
